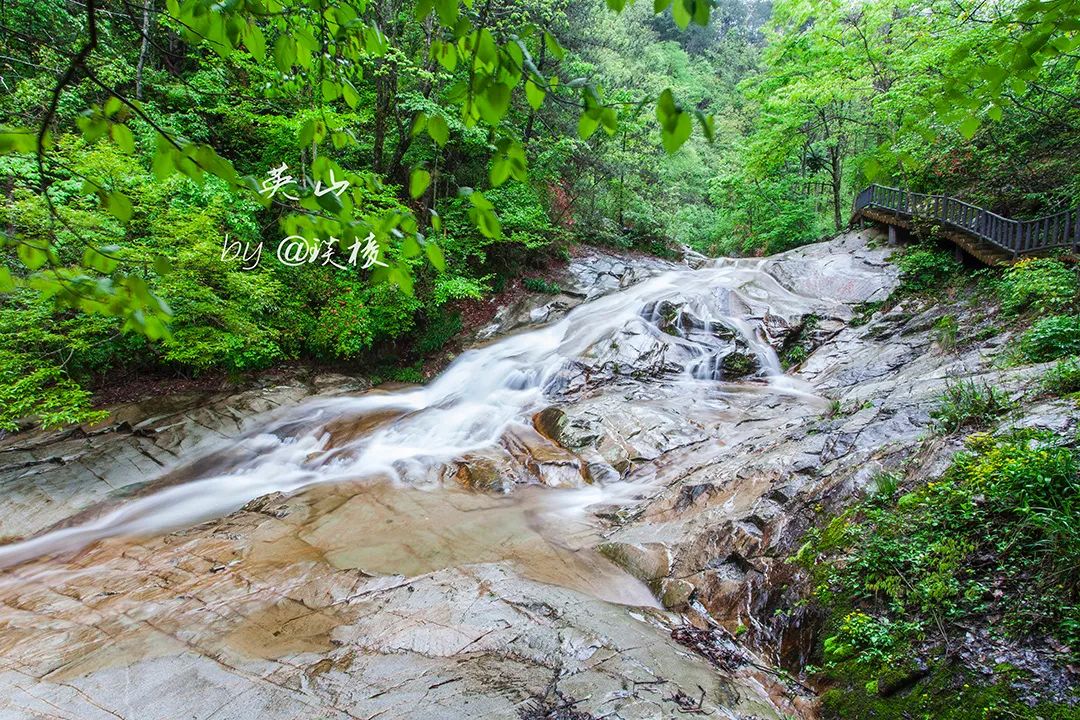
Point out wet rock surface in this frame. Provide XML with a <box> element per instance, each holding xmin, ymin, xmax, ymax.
<box><xmin>8</xmin><ymin>227</ymin><xmax>1066</xmax><ymax>718</ymax></box>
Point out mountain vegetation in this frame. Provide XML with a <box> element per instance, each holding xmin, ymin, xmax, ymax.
<box><xmin>2</xmin><ymin>0</ymin><xmax>1080</xmax><ymax>717</ymax></box>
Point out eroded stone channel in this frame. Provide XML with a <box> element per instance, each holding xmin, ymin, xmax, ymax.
<box><xmin>0</xmin><ymin>232</ymin><xmax>899</xmax><ymax>719</ymax></box>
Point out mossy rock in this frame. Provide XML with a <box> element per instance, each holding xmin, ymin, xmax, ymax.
<box><xmin>722</xmin><ymin>351</ymin><xmax>758</xmax><ymax>379</ymax></box>
<box><xmin>821</xmin><ymin>662</ymin><xmax>1080</xmax><ymax>720</ymax></box>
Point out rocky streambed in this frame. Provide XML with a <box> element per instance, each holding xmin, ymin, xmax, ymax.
<box><xmin>1</xmin><ymin>229</ymin><xmax>1069</xmax><ymax>719</ymax></box>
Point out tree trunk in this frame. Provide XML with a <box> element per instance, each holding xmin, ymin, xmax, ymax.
<box><xmin>136</xmin><ymin>0</ymin><xmax>153</xmax><ymax>99</ymax></box>
<box><xmin>523</xmin><ymin>41</ymin><xmax>546</xmax><ymax>144</ymax></box>
<box><xmin>829</xmin><ymin>144</ymin><xmax>842</xmax><ymax>231</ymax></box>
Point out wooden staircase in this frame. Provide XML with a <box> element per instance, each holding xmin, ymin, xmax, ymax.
<box><xmin>852</xmin><ymin>185</ymin><xmax>1080</xmax><ymax>265</ymax></box>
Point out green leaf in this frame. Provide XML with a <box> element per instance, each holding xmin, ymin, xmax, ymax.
<box><xmin>427</xmin><ymin>114</ymin><xmax>449</xmax><ymax>146</ymax></box>
<box><xmin>600</xmin><ymin>108</ymin><xmax>618</xmax><ymax>136</ymax></box>
<box><xmin>653</xmin><ymin>0</ymin><xmax>673</xmax><ymax>11</ymax></box>
<box><xmin>525</xmin><ymin>79</ymin><xmax>546</xmax><ymax>110</ymax></box>
<box><xmin>434</xmin><ymin>0</ymin><xmax>458</xmax><ymax>26</ymax></box>
<box><xmin>490</xmin><ymin>156</ymin><xmax>510</xmax><ymax>186</ymax></box>
<box><xmin>106</xmin><ymin>191</ymin><xmax>134</xmax><ymax>223</ymax></box>
<box><xmin>110</xmin><ymin>123</ymin><xmax>135</xmax><ymax>154</ymax></box>
<box><xmin>672</xmin><ymin>0</ymin><xmax>691</xmax><ymax>29</ymax></box>
<box><xmin>661</xmin><ymin>112</ymin><xmax>692</xmax><ymax>153</ymax></box>
<box><xmin>315</xmin><ymin>190</ymin><xmax>343</xmax><ymax>213</ymax></box>
<box><xmin>412</xmin><ymin>113</ymin><xmax>428</xmax><ymax>137</ymax></box>
<box><xmin>83</xmin><ymin>246</ymin><xmax>119</xmax><ymax>273</ymax></box>
<box><xmin>103</xmin><ymin>96</ymin><xmax>122</xmax><ymax>117</ymax></box>
<box><xmin>695</xmin><ymin>111</ymin><xmax>715</xmax><ymax>142</ymax></box>
<box><xmin>544</xmin><ymin>31</ymin><xmax>565</xmax><ymax>61</ymax></box>
<box><xmin>152</xmin><ymin>137</ymin><xmax>174</xmax><ymax>180</ymax></box>
<box><xmin>273</xmin><ymin>35</ymin><xmax>294</xmax><ymax>72</ymax></box>
<box><xmin>476</xmin><ymin>82</ymin><xmax>511</xmax><ymax>125</ymax></box>
<box><xmin>691</xmin><ymin>0</ymin><xmax>710</xmax><ymax>26</ymax></box>
<box><xmin>0</xmin><ymin>129</ymin><xmax>39</xmax><ymax>154</ymax></box>
<box><xmin>470</xmin><ymin>205</ymin><xmax>501</xmax><ymax>238</ymax></box>
<box><xmin>410</xmin><ymin>168</ymin><xmax>431</xmax><ymax>198</ymax></box>
<box><xmin>244</xmin><ymin>21</ymin><xmax>266</xmax><ymax>61</ymax></box>
<box><xmin>433</xmin><ymin>40</ymin><xmax>458</xmax><ymax>71</ymax></box>
<box><xmin>0</xmin><ymin>266</ymin><xmax>15</xmax><ymax>292</ymax></box>
<box><xmin>578</xmin><ymin>113</ymin><xmax>600</xmax><ymax>140</ymax></box>
<box><xmin>321</xmin><ymin>79</ymin><xmax>340</xmax><ymax>102</ymax></box>
<box><xmin>76</xmin><ymin>113</ymin><xmax>109</xmax><ymax>143</ymax></box>
<box><xmin>342</xmin><ymin>81</ymin><xmax>360</xmax><ymax>109</ymax></box>
<box><xmin>958</xmin><ymin>115</ymin><xmax>981</xmax><ymax>140</ymax></box>
<box><xmin>17</xmin><ymin>242</ymin><xmax>47</xmax><ymax>270</ymax></box>
<box><xmin>402</xmin><ymin>236</ymin><xmax>422</xmax><ymax>258</ymax></box>
<box><xmin>425</xmin><ymin>242</ymin><xmax>446</xmax><ymax>271</ymax></box>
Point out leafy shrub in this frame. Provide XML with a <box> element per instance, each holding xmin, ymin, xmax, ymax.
<box><xmin>1041</xmin><ymin>356</ymin><xmax>1080</xmax><ymax>396</ymax></box>
<box><xmin>310</xmin><ymin>283</ymin><xmax>422</xmax><ymax>360</ymax></box>
<box><xmin>932</xmin><ymin>314</ymin><xmax>958</xmax><ymax>349</ymax></box>
<box><xmin>413</xmin><ymin>311</ymin><xmax>462</xmax><ymax>357</ymax></box>
<box><xmin>432</xmin><ymin>274</ymin><xmax>490</xmax><ymax>306</ymax></box>
<box><xmin>0</xmin><ymin>352</ymin><xmax>107</xmax><ymax>431</ymax></box>
<box><xmin>895</xmin><ymin>244</ymin><xmax>962</xmax><ymax>293</ymax></box>
<box><xmin>799</xmin><ymin>430</ymin><xmax>1080</xmax><ymax>681</ymax></box>
<box><xmin>707</xmin><ymin>173</ymin><xmax>823</xmax><ymax>256</ymax></box>
<box><xmin>929</xmin><ymin>380</ymin><xmax>1014</xmax><ymax>433</ymax></box>
<box><xmin>1016</xmin><ymin>314</ymin><xmax>1080</xmax><ymax>363</ymax></box>
<box><xmin>822</xmin><ymin>611</ymin><xmax>898</xmax><ymax>668</ymax></box>
<box><xmin>998</xmin><ymin>257</ymin><xmax>1078</xmax><ymax>315</ymax></box>
<box><xmin>523</xmin><ymin>277</ymin><xmax>562</xmax><ymax>294</ymax></box>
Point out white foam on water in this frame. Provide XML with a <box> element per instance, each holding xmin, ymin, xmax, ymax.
<box><xmin>0</xmin><ymin>258</ymin><xmax>830</xmax><ymax>570</ymax></box>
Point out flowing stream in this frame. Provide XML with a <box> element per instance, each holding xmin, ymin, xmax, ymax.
<box><xmin>0</xmin><ymin>257</ymin><xmax>826</xmax><ymax>573</ymax></box>
<box><xmin>0</xmin><ymin>241</ymin><xmax>901</xmax><ymax>720</ymax></box>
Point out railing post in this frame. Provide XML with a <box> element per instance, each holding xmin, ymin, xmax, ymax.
<box><xmin>1074</xmin><ymin>207</ymin><xmax>1080</xmax><ymax>253</ymax></box>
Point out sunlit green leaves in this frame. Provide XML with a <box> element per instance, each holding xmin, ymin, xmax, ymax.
<box><xmin>242</xmin><ymin>21</ymin><xmax>265</xmax><ymax>61</ymax></box>
<box><xmin>434</xmin><ymin>0</ymin><xmax>458</xmax><ymax>27</ymax></box>
<box><xmin>427</xmin><ymin>115</ymin><xmax>449</xmax><ymax>146</ymax></box>
<box><xmin>525</xmin><ymin>79</ymin><xmax>546</xmax><ymax>110</ymax></box>
<box><xmin>577</xmin><ymin>86</ymin><xmax>616</xmax><ymax>140</ymax></box>
<box><xmin>17</xmin><ymin>242</ymin><xmax>49</xmax><ymax>271</ymax></box>
<box><xmin>110</xmin><ymin>123</ymin><xmax>135</xmax><ymax>154</ymax></box>
<box><xmin>83</xmin><ymin>246</ymin><xmax>120</xmax><ymax>274</ymax></box>
<box><xmin>490</xmin><ymin>139</ymin><xmax>527</xmax><ymax>186</ymax></box>
<box><xmin>410</xmin><ymin>168</ymin><xmax>431</xmax><ymax>198</ymax></box>
<box><xmin>656</xmin><ymin>89</ymin><xmax>691</xmax><ymax>153</ymax></box>
<box><xmin>106</xmin><ymin>191</ymin><xmax>134</xmax><ymax>223</ymax></box>
<box><xmin>425</xmin><ymin>242</ymin><xmax>446</xmax><ymax>272</ymax></box>
<box><xmin>431</xmin><ymin>40</ymin><xmax>458</xmax><ymax>71</ymax></box>
<box><xmin>464</xmin><ymin>189</ymin><xmax>501</xmax><ymax>239</ymax></box>
<box><xmin>958</xmin><ymin>115</ymin><xmax>981</xmax><ymax>140</ymax></box>
<box><xmin>0</xmin><ymin>129</ymin><xmax>40</xmax><ymax>154</ymax></box>
<box><xmin>670</xmin><ymin>0</ymin><xmax>710</xmax><ymax>29</ymax></box>
<box><xmin>475</xmin><ymin>81</ymin><xmax>512</xmax><ymax>126</ymax></box>
<box><xmin>273</xmin><ymin>35</ymin><xmax>294</xmax><ymax>73</ymax></box>
<box><xmin>543</xmin><ymin>31</ymin><xmax>565</xmax><ymax>61</ymax></box>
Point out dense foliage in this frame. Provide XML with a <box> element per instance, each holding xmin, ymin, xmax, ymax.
<box><xmin>1</xmin><ymin>0</ymin><xmax>1077</xmax><ymax>434</ymax></box>
<box><xmin>797</xmin><ymin>430</ymin><xmax>1080</xmax><ymax>719</ymax></box>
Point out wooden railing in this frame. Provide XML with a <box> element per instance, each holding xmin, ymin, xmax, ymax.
<box><xmin>853</xmin><ymin>184</ymin><xmax>1080</xmax><ymax>258</ymax></box>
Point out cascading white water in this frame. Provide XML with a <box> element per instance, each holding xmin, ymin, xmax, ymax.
<box><xmin>0</xmin><ymin>257</ymin><xmax>829</xmax><ymax>570</ymax></box>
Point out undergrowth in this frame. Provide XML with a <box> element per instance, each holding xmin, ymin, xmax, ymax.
<box><xmin>795</xmin><ymin>429</ymin><xmax>1080</xmax><ymax>718</ymax></box>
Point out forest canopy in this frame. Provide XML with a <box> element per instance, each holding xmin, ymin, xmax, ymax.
<box><xmin>1</xmin><ymin>0</ymin><xmax>1078</xmax><ymax>430</ymax></box>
